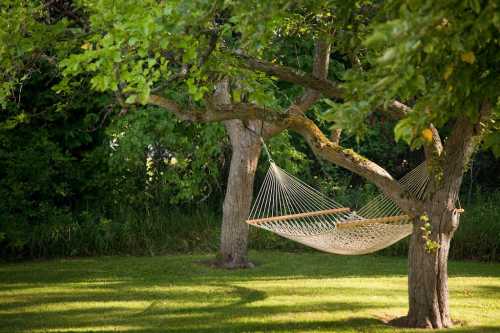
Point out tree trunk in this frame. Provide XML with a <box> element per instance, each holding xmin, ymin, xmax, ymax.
<box><xmin>217</xmin><ymin>120</ymin><xmax>261</xmax><ymax>268</ymax></box>
<box><xmin>408</xmin><ymin>221</ymin><xmax>452</xmax><ymax>327</ymax></box>
<box><xmin>212</xmin><ymin>78</ymin><xmax>262</xmax><ymax>268</ymax></box>
<box><xmin>407</xmin><ymin>191</ymin><xmax>461</xmax><ymax>328</ymax></box>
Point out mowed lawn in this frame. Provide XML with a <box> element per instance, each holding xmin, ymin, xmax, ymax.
<box><xmin>0</xmin><ymin>252</ymin><xmax>499</xmax><ymax>333</ymax></box>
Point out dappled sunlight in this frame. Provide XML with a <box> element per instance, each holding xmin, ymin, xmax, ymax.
<box><xmin>0</xmin><ymin>252</ymin><xmax>499</xmax><ymax>333</ymax></box>
<box><xmin>30</xmin><ymin>325</ymin><xmax>147</xmax><ymax>332</ymax></box>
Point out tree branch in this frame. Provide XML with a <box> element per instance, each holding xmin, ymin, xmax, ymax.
<box><xmin>148</xmin><ymin>93</ymin><xmax>422</xmax><ymax>213</ymax></box>
<box><xmin>233</xmin><ymin>51</ymin><xmax>411</xmax><ymax>117</ymax></box>
<box><xmin>443</xmin><ymin>100</ymin><xmax>492</xmax><ymax>181</ymax></box>
<box><xmin>423</xmin><ymin>124</ymin><xmax>444</xmax><ymax>161</ymax></box>
<box><xmin>283</xmin><ymin>115</ymin><xmax>422</xmax><ymax>213</ymax></box>
<box><xmin>148</xmin><ymin>94</ymin><xmax>277</xmax><ymax>123</ymax></box>
<box><xmin>292</xmin><ymin>39</ymin><xmax>331</xmax><ymax>112</ymax></box>
<box><xmin>233</xmin><ymin>51</ymin><xmax>344</xmax><ymax>100</ymax></box>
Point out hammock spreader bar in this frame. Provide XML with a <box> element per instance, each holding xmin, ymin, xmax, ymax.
<box><xmin>247</xmin><ymin>207</ymin><xmax>351</xmax><ymax>225</ymax></box>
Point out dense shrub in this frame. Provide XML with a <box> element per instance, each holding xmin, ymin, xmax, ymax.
<box><xmin>0</xmin><ymin>63</ymin><xmax>110</xmax><ymax>257</ymax></box>
<box><xmin>2</xmin><ymin>184</ymin><xmax>498</xmax><ymax>261</ymax></box>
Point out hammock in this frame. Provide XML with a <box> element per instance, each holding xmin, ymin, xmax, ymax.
<box><xmin>246</xmin><ymin>143</ymin><xmax>432</xmax><ymax>255</ymax></box>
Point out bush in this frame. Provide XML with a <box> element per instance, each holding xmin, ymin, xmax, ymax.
<box><xmin>2</xmin><ymin>188</ymin><xmax>498</xmax><ymax>261</ymax></box>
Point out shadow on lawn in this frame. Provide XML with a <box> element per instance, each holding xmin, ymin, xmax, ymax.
<box><xmin>0</xmin><ymin>252</ymin><xmax>499</xmax><ymax>333</ymax></box>
<box><xmin>0</xmin><ymin>282</ymin><xmax>380</xmax><ymax>332</ymax></box>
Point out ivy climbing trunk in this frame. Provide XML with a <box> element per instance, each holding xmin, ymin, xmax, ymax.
<box><xmin>407</xmin><ymin>163</ymin><xmax>465</xmax><ymax>328</ymax></box>
<box><xmin>407</xmin><ymin>212</ymin><xmax>456</xmax><ymax>328</ymax></box>
<box><xmin>218</xmin><ymin>120</ymin><xmax>261</xmax><ymax>268</ymax></box>
<box><xmin>405</xmin><ymin>102</ymin><xmax>491</xmax><ymax>329</ymax></box>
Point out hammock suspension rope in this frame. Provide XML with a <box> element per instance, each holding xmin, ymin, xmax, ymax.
<box><xmin>246</xmin><ymin>139</ymin><xmax>444</xmax><ymax>255</ymax></box>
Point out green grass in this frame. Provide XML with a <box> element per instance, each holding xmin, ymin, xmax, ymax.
<box><xmin>1</xmin><ymin>252</ymin><xmax>499</xmax><ymax>333</ymax></box>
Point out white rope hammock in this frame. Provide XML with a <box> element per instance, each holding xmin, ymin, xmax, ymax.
<box><xmin>247</xmin><ymin>144</ymin><xmax>432</xmax><ymax>255</ymax></box>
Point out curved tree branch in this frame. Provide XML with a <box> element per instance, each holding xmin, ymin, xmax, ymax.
<box><xmin>233</xmin><ymin>51</ymin><xmax>344</xmax><ymax>100</ymax></box>
<box><xmin>292</xmin><ymin>39</ymin><xmax>331</xmax><ymax>112</ymax></box>
<box><xmin>284</xmin><ymin>115</ymin><xmax>422</xmax><ymax>213</ymax></box>
<box><xmin>233</xmin><ymin>51</ymin><xmax>411</xmax><ymax>116</ymax></box>
<box><xmin>148</xmin><ymin>93</ymin><xmax>422</xmax><ymax>214</ymax></box>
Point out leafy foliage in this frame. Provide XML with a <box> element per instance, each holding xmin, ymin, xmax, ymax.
<box><xmin>325</xmin><ymin>0</ymin><xmax>500</xmax><ymax>149</ymax></box>
<box><xmin>58</xmin><ymin>0</ymin><xmax>223</xmax><ymax>103</ymax></box>
<box><xmin>0</xmin><ymin>74</ymin><xmax>109</xmax><ymax>256</ymax></box>
<box><xmin>0</xmin><ymin>0</ymin><xmax>227</xmax><ymax>257</ymax></box>
<box><xmin>0</xmin><ymin>0</ymin><xmax>499</xmax><ymax>261</ymax></box>
<box><xmin>0</xmin><ymin>1</ymin><xmax>77</xmax><ymax>108</ymax></box>
<box><xmin>105</xmin><ymin>106</ymin><xmax>225</xmax><ymax>205</ymax></box>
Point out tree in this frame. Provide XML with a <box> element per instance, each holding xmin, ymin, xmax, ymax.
<box><xmin>214</xmin><ymin>78</ymin><xmax>262</xmax><ymax>268</ymax></box>
<box><xmin>0</xmin><ymin>0</ymin><xmax>109</xmax><ymax>256</ymax></box>
<box><xmin>0</xmin><ymin>1</ymin><xmax>226</xmax><ymax>257</ymax></box>
<box><xmin>55</xmin><ymin>0</ymin><xmax>500</xmax><ymax>328</ymax></box>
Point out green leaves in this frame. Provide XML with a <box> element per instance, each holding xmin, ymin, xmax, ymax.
<box><xmin>322</xmin><ymin>98</ymin><xmax>373</xmax><ymax>139</ymax></box>
<box><xmin>483</xmin><ymin>102</ymin><xmax>500</xmax><ymax>157</ymax></box>
<box><xmin>328</xmin><ymin>0</ymin><xmax>500</xmax><ymax>147</ymax></box>
<box><xmin>420</xmin><ymin>216</ymin><xmax>441</xmax><ymax>254</ymax></box>
<box><xmin>0</xmin><ymin>1</ymin><xmax>72</xmax><ymax>108</ymax></box>
<box><xmin>125</xmin><ymin>95</ymin><xmax>137</xmax><ymax>104</ymax></box>
<box><xmin>57</xmin><ymin>0</ymin><xmax>217</xmax><ymax>104</ymax></box>
<box><xmin>107</xmin><ymin>105</ymin><xmax>225</xmax><ymax>205</ymax></box>
<box><xmin>186</xmin><ymin>77</ymin><xmax>208</xmax><ymax>102</ymax></box>
<box><xmin>394</xmin><ymin>118</ymin><xmax>415</xmax><ymax>145</ymax></box>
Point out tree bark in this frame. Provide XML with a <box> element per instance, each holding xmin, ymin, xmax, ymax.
<box><xmin>407</xmin><ymin>210</ymin><xmax>457</xmax><ymax>328</ymax></box>
<box><xmin>218</xmin><ymin>120</ymin><xmax>261</xmax><ymax>268</ymax></box>
<box><xmin>212</xmin><ymin>78</ymin><xmax>262</xmax><ymax>268</ymax></box>
<box><xmin>407</xmin><ymin>148</ymin><xmax>467</xmax><ymax>328</ymax></box>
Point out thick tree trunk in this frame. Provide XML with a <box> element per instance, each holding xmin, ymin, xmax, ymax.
<box><xmin>212</xmin><ymin>78</ymin><xmax>262</xmax><ymax>268</ymax></box>
<box><xmin>217</xmin><ymin>120</ymin><xmax>261</xmax><ymax>268</ymax></box>
<box><xmin>407</xmin><ymin>186</ymin><xmax>462</xmax><ymax>328</ymax></box>
<box><xmin>408</xmin><ymin>217</ymin><xmax>454</xmax><ymax>328</ymax></box>
<box><xmin>405</xmin><ymin>102</ymin><xmax>491</xmax><ymax>328</ymax></box>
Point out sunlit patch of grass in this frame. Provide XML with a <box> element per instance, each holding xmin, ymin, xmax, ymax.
<box><xmin>0</xmin><ymin>251</ymin><xmax>499</xmax><ymax>333</ymax></box>
<box><xmin>31</xmin><ymin>325</ymin><xmax>145</xmax><ymax>332</ymax></box>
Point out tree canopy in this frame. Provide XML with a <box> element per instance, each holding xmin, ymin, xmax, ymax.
<box><xmin>1</xmin><ymin>0</ymin><xmax>499</xmax><ymax>328</ymax></box>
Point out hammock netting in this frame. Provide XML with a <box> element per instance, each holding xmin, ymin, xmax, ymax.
<box><xmin>247</xmin><ymin>161</ymin><xmax>431</xmax><ymax>255</ymax></box>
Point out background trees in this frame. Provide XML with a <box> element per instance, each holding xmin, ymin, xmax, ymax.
<box><xmin>0</xmin><ymin>0</ymin><xmax>499</xmax><ymax>329</ymax></box>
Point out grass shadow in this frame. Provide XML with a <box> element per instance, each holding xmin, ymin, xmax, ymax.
<box><xmin>0</xmin><ymin>252</ymin><xmax>499</xmax><ymax>333</ymax></box>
